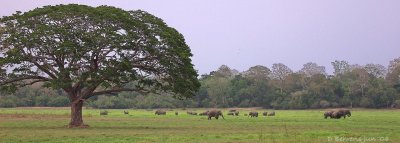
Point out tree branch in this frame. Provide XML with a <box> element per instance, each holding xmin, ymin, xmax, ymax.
<box><xmin>0</xmin><ymin>76</ymin><xmax>50</xmax><ymax>86</ymax></box>
<box><xmin>18</xmin><ymin>79</ymin><xmax>48</xmax><ymax>87</ymax></box>
<box><xmin>32</xmin><ymin>61</ymin><xmax>58</xmax><ymax>79</ymax></box>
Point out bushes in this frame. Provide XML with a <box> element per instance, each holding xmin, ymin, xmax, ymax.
<box><xmin>392</xmin><ymin>100</ymin><xmax>400</xmax><ymax>108</ymax></box>
<box><xmin>85</xmin><ymin>93</ymin><xmax>194</xmax><ymax>109</ymax></box>
<box><xmin>0</xmin><ymin>93</ymin><xmax>69</xmax><ymax>108</ymax></box>
<box><xmin>88</xmin><ymin>95</ymin><xmax>135</xmax><ymax>109</ymax></box>
<box><xmin>319</xmin><ymin>100</ymin><xmax>331</xmax><ymax>108</ymax></box>
<box><xmin>0</xmin><ymin>97</ymin><xmax>16</xmax><ymax>108</ymax></box>
<box><xmin>48</xmin><ymin>96</ymin><xmax>69</xmax><ymax>107</ymax></box>
<box><xmin>35</xmin><ymin>95</ymin><xmax>50</xmax><ymax>106</ymax></box>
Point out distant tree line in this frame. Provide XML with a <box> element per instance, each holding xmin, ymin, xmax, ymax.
<box><xmin>1</xmin><ymin>58</ymin><xmax>400</xmax><ymax>109</ymax></box>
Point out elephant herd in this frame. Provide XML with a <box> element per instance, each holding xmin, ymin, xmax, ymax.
<box><xmin>324</xmin><ymin>109</ymin><xmax>351</xmax><ymax>119</ymax></box>
<box><xmin>248</xmin><ymin>111</ymin><xmax>275</xmax><ymax>117</ymax></box>
<box><xmin>186</xmin><ymin>110</ymin><xmax>224</xmax><ymax>120</ymax></box>
<box><xmin>153</xmin><ymin>109</ymin><xmax>276</xmax><ymax>120</ymax></box>
<box><xmin>104</xmin><ymin>109</ymin><xmax>352</xmax><ymax>120</ymax></box>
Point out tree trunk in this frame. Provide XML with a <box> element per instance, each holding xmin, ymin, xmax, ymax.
<box><xmin>68</xmin><ymin>99</ymin><xmax>88</xmax><ymax>128</ymax></box>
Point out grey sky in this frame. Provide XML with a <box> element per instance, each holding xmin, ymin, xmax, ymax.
<box><xmin>1</xmin><ymin>0</ymin><xmax>399</xmax><ymax>75</ymax></box>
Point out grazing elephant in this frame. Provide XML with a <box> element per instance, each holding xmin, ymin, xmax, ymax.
<box><xmin>268</xmin><ymin>111</ymin><xmax>275</xmax><ymax>116</ymax></box>
<box><xmin>333</xmin><ymin>109</ymin><xmax>351</xmax><ymax>119</ymax></box>
<box><xmin>234</xmin><ymin>111</ymin><xmax>239</xmax><ymax>116</ymax></box>
<box><xmin>324</xmin><ymin>111</ymin><xmax>334</xmax><ymax>119</ymax></box>
<box><xmin>341</xmin><ymin>109</ymin><xmax>351</xmax><ymax>117</ymax></box>
<box><xmin>187</xmin><ymin>111</ymin><xmax>197</xmax><ymax>115</ymax></box>
<box><xmin>175</xmin><ymin>112</ymin><xmax>178</xmax><ymax>115</ymax></box>
<box><xmin>325</xmin><ymin>109</ymin><xmax>351</xmax><ymax>119</ymax></box>
<box><xmin>249</xmin><ymin>111</ymin><xmax>258</xmax><ymax>117</ymax></box>
<box><xmin>331</xmin><ymin>111</ymin><xmax>345</xmax><ymax>119</ymax></box>
<box><xmin>262</xmin><ymin>112</ymin><xmax>268</xmax><ymax>116</ymax></box>
<box><xmin>208</xmin><ymin>110</ymin><xmax>224</xmax><ymax>120</ymax></box>
<box><xmin>123</xmin><ymin>110</ymin><xmax>129</xmax><ymax>115</ymax></box>
<box><xmin>155</xmin><ymin>110</ymin><xmax>166</xmax><ymax>115</ymax></box>
<box><xmin>199</xmin><ymin>111</ymin><xmax>209</xmax><ymax>116</ymax></box>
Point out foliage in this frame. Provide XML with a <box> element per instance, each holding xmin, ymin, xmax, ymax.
<box><xmin>0</xmin><ymin>4</ymin><xmax>200</xmax><ymax>101</ymax></box>
<box><xmin>2</xmin><ymin>58</ymin><xmax>400</xmax><ymax>109</ymax></box>
<box><xmin>0</xmin><ymin>4</ymin><xmax>199</xmax><ymax>126</ymax></box>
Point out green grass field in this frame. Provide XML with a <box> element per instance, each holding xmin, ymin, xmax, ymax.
<box><xmin>0</xmin><ymin>108</ymin><xmax>399</xmax><ymax>143</ymax></box>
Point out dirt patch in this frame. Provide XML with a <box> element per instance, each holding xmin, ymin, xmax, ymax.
<box><xmin>0</xmin><ymin>113</ymin><xmax>70</xmax><ymax>119</ymax></box>
<box><xmin>15</xmin><ymin>107</ymin><xmax>70</xmax><ymax>110</ymax></box>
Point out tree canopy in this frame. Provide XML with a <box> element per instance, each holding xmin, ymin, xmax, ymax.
<box><xmin>0</xmin><ymin>4</ymin><xmax>200</xmax><ymax>127</ymax></box>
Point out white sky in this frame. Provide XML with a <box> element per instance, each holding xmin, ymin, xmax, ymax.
<box><xmin>1</xmin><ymin>0</ymin><xmax>400</xmax><ymax>75</ymax></box>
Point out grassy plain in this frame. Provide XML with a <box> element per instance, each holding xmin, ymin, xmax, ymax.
<box><xmin>0</xmin><ymin>107</ymin><xmax>399</xmax><ymax>143</ymax></box>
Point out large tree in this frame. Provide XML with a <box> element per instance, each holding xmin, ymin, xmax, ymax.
<box><xmin>300</xmin><ymin>62</ymin><xmax>326</xmax><ymax>77</ymax></box>
<box><xmin>0</xmin><ymin>4</ymin><xmax>200</xmax><ymax>127</ymax></box>
<box><xmin>364</xmin><ymin>63</ymin><xmax>386</xmax><ymax>78</ymax></box>
<box><xmin>243</xmin><ymin>65</ymin><xmax>271</xmax><ymax>81</ymax></box>
<box><xmin>351</xmin><ymin>67</ymin><xmax>370</xmax><ymax>97</ymax></box>
<box><xmin>271</xmin><ymin>63</ymin><xmax>293</xmax><ymax>94</ymax></box>
<box><xmin>298</xmin><ymin>62</ymin><xmax>326</xmax><ymax>89</ymax></box>
<box><xmin>212</xmin><ymin>65</ymin><xmax>238</xmax><ymax>78</ymax></box>
<box><xmin>387</xmin><ymin>57</ymin><xmax>400</xmax><ymax>87</ymax></box>
<box><xmin>331</xmin><ymin>60</ymin><xmax>350</xmax><ymax>76</ymax></box>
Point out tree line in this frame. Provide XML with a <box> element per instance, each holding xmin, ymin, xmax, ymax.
<box><xmin>1</xmin><ymin>58</ymin><xmax>400</xmax><ymax>109</ymax></box>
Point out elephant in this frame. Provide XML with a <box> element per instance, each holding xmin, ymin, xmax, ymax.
<box><xmin>187</xmin><ymin>111</ymin><xmax>197</xmax><ymax>115</ymax></box>
<box><xmin>249</xmin><ymin>111</ymin><xmax>258</xmax><ymax>117</ymax></box>
<box><xmin>199</xmin><ymin>111</ymin><xmax>209</xmax><ymax>116</ymax></box>
<box><xmin>340</xmin><ymin>109</ymin><xmax>351</xmax><ymax>117</ymax></box>
<box><xmin>325</xmin><ymin>109</ymin><xmax>351</xmax><ymax>119</ymax></box>
<box><xmin>331</xmin><ymin>111</ymin><xmax>345</xmax><ymax>119</ymax></box>
<box><xmin>155</xmin><ymin>110</ymin><xmax>166</xmax><ymax>115</ymax></box>
<box><xmin>262</xmin><ymin>112</ymin><xmax>268</xmax><ymax>116</ymax></box>
<box><xmin>123</xmin><ymin>110</ymin><xmax>129</xmax><ymax>115</ymax></box>
<box><xmin>324</xmin><ymin>111</ymin><xmax>334</xmax><ymax>119</ymax></box>
<box><xmin>333</xmin><ymin>109</ymin><xmax>351</xmax><ymax>119</ymax></box>
<box><xmin>208</xmin><ymin>110</ymin><xmax>224</xmax><ymax>120</ymax></box>
<box><xmin>268</xmin><ymin>111</ymin><xmax>275</xmax><ymax>116</ymax></box>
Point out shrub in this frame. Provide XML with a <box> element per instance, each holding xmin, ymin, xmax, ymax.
<box><xmin>319</xmin><ymin>100</ymin><xmax>331</xmax><ymax>108</ymax></box>
<box><xmin>0</xmin><ymin>97</ymin><xmax>16</xmax><ymax>108</ymax></box>
<box><xmin>48</xmin><ymin>96</ymin><xmax>69</xmax><ymax>107</ymax></box>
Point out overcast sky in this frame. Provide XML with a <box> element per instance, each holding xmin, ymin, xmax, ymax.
<box><xmin>1</xmin><ymin>0</ymin><xmax>399</xmax><ymax>75</ymax></box>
